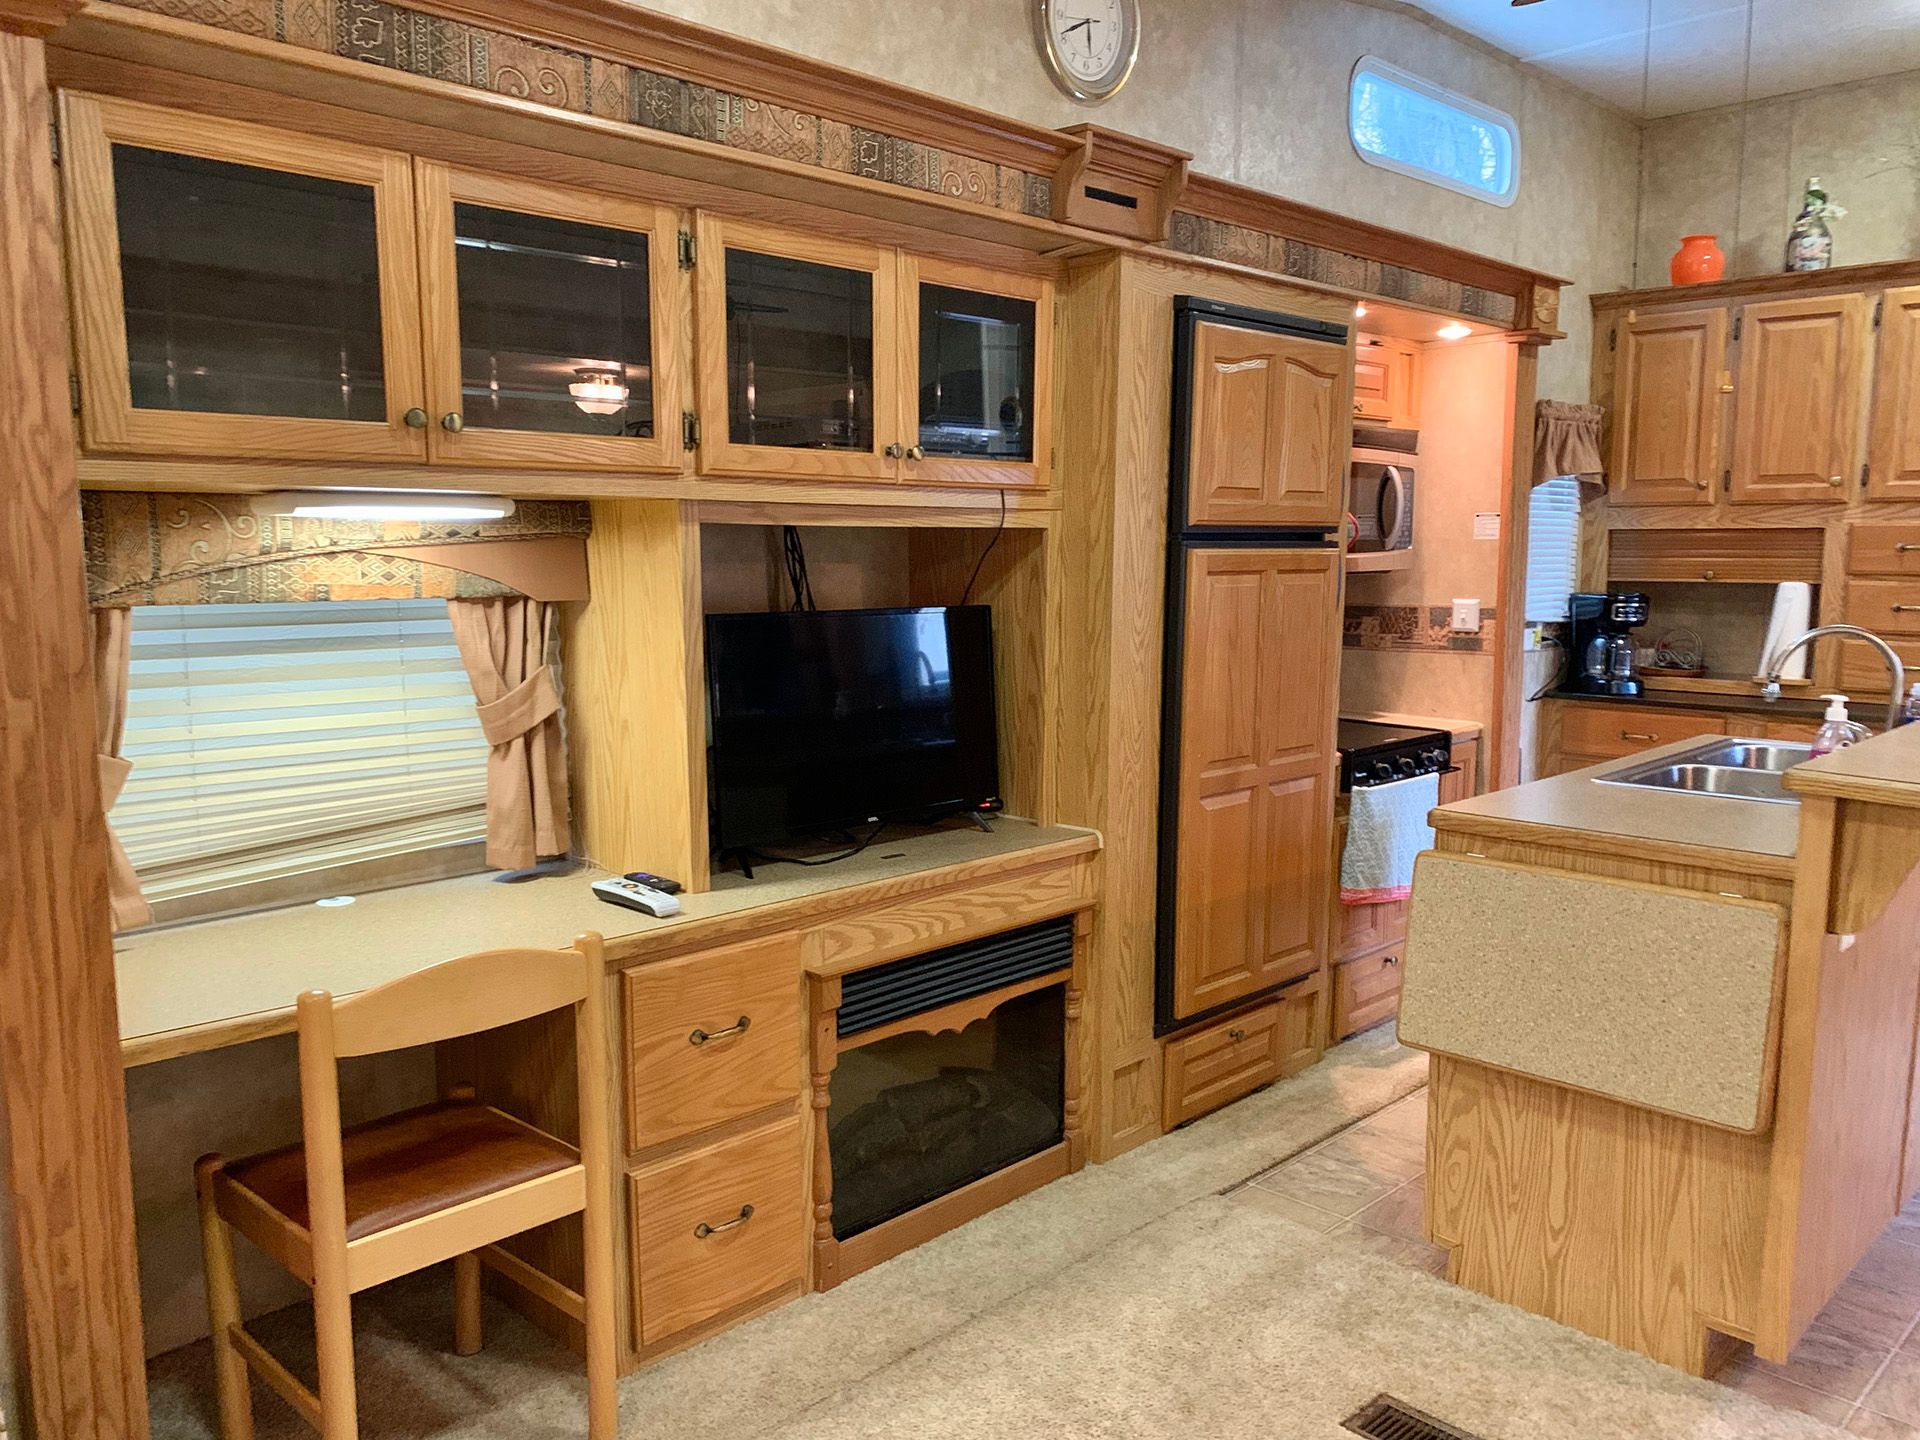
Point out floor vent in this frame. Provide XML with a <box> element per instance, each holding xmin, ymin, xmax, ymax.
<box><xmin>1343</xmin><ymin>1395</ymin><xmax>1485</xmax><ymax>1440</ymax></box>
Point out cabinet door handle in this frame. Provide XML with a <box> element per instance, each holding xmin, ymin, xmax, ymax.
<box><xmin>440</xmin><ymin>412</ymin><xmax>464</xmax><ymax>432</ymax></box>
<box><xmin>884</xmin><ymin>442</ymin><xmax>905</xmax><ymax>459</ymax></box>
<box><xmin>1620</xmin><ymin>730</ymin><xmax>1658</xmax><ymax>742</ymax></box>
<box><xmin>1227</xmin><ymin>1027</ymin><xmax>1245</xmax><ymax>1042</ymax></box>
<box><xmin>1896</xmin><ymin>543</ymin><xmax>1920</xmax><ymax>554</ymax></box>
<box><xmin>1893</xmin><ymin>604</ymin><xmax>1920</xmax><ymax>614</ymax></box>
<box><xmin>402</xmin><ymin>407</ymin><xmax>428</xmax><ymax>429</ymax></box>
<box><xmin>906</xmin><ymin>445</ymin><xmax>925</xmax><ymax>462</ymax></box>
<box><xmin>1692</xmin><ymin>479</ymin><xmax>1708</xmax><ymax>490</ymax></box>
<box><xmin>689</xmin><ymin>1016</ymin><xmax>750</xmax><ymax>1045</ymax></box>
<box><xmin>694</xmin><ymin>1204</ymin><xmax>754</xmax><ymax>1239</ymax></box>
<box><xmin>1382</xmin><ymin>954</ymin><xmax>1400</xmax><ymax>967</ymax></box>
<box><xmin>1702</xmin><ymin>569</ymin><xmax>1717</xmax><ymax>580</ymax></box>
<box><xmin>1829</xmin><ymin>475</ymin><xmax>1845</xmax><ymax>487</ymax></box>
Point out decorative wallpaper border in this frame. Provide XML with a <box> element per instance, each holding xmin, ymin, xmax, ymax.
<box><xmin>98</xmin><ymin>0</ymin><xmax>1536</xmax><ymax>326</ymax></box>
<box><xmin>1345</xmin><ymin>603</ymin><xmax>1499</xmax><ymax>656</ymax></box>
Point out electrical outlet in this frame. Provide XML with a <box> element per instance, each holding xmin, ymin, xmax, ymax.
<box><xmin>1450</xmin><ymin>599</ymin><xmax>1481</xmax><ymax>633</ymax></box>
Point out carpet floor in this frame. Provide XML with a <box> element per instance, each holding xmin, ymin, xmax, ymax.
<box><xmin>145</xmin><ymin>1029</ymin><xmax>1848</xmax><ymax>1439</ymax></box>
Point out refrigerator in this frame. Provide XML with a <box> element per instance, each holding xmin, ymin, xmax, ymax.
<box><xmin>1154</xmin><ymin>296</ymin><xmax>1350</xmax><ymax>1034</ymax></box>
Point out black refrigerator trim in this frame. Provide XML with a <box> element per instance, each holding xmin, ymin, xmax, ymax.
<box><xmin>1168</xmin><ymin>295</ymin><xmax>1350</xmax><ymax>537</ymax></box>
<box><xmin>1157</xmin><ymin>295</ymin><xmax>1348</xmax><ymax>1037</ymax></box>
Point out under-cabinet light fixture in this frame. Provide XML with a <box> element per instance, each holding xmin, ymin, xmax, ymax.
<box><xmin>249</xmin><ymin>492</ymin><xmax>517</xmax><ymax>522</ymax></box>
<box><xmin>1436</xmin><ymin>321</ymin><xmax>1473</xmax><ymax>340</ymax></box>
<box><xmin>568</xmin><ymin>367</ymin><xmax>629</xmax><ymax>415</ymax></box>
<box><xmin>1354</xmin><ymin>303</ymin><xmax>1368</xmax><ymax>317</ymax></box>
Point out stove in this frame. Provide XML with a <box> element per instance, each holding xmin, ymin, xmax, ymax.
<box><xmin>1337</xmin><ymin>718</ymin><xmax>1453</xmax><ymax>792</ymax></box>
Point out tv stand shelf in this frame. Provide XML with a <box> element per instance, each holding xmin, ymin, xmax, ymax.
<box><xmin>116</xmin><ymin>816</ymin><xmax>1099</xmax><ymax>1066</ymax></box>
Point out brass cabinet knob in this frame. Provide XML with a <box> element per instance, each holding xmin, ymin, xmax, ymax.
<box><xmin>440</xmin><ymin>412</ymin><xmax>464</xmax><ymax>433</ymax></box>
<box><xmin>884</xmin><ymin>443</ymin><xmax>905</xmax><ymax>459</ymax></box>
<box><xmin>1829</xmin><ymin>475</ymin><xmax>1845</xmax><ymax>486</ymax></box>
<box><xmin>1382</xmin><ymin>954</ymin><xmax>1400</xmax><ymax>967</ymax></box>
<box><xmin>1227</xmin><ymin>1027</ymin><xmax>1245</xmax><ymax>1042</ymax></box>
<box><xmin>402</xmin><ymin>407</ymin><xmax>428</xmax><ymax>429</ymax></box>
<box><xmin>907</xmin><ymin>445</ymin><xmax>925</xmax><ymax>462</ymax></box>
<box><xmin>1693</xmin><ymin>479</ymin><xmax>1708</xmax><ymax>490</ymax></box>
<box><xmin>1703</xmin><ymin>569</ymin><xmax>1717</xmax><ymax>580</ymax></box>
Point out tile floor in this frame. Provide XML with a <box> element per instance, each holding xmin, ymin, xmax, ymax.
<box><xmin>1228</xmin><ymin>1082</ymin><xmax>1920</xmax><ymax>1438</ymax></box>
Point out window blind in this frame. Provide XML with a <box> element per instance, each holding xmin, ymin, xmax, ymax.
<box><xmin>1524</xmin><ymin>477</ymin><xmax>1583</xmax><ymax>624</ymax></box>
<box><xmin>114</xmin><ymin>600</ymin><xmax>489</xmax><ymax>904</ymax></box>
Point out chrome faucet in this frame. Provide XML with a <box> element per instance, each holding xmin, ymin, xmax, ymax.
<box><xmin>1760</xmin><ymin>624</ymin><xmax>1907</xmax><ymax>730</ymax></box>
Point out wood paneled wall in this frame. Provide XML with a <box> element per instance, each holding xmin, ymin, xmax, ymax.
<box><xmin>0</xmin><ymin>27</ymin><xmax>149</xmax><ymax>1436</ymax></box>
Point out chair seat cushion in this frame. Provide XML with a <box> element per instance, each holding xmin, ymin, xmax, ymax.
<box><xmin>224</xmin><ymin>1101</ymin><xmax>578</xmax><ymax>1241</ymax></box>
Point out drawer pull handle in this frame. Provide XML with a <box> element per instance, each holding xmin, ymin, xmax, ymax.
<box><xmin>1227</xmin><ymin>1027</ymin><xmax>1245</xmax><ymax>1041</ymax></box>
<box><xmin>1893</xmin><ymin>605</ymin><xmax>1920</xmax><ymax>614</ymax></box>
<box><xmin>690</xmin><ymin>1016</ymin><xmax>751</xmax><ymax>1046</ymax></box>
<box><xmin>1896</xmin><ymin>543</ymin><xmax>1920</xmax><ymax>554</ymax></box>
<box><xmin>694</xmin><ymin>1204</ymin><xmax>754</xmax><ymax>1239</ymax></box>
<box><xmin>1619</xmin><ymin>730</ymin><xmax>1658</xmax><ymax>742</ymax></box>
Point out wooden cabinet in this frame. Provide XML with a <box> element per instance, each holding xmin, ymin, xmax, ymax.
<box><xmin>899</xmin><ymin>256</ymin><xmax>1053</xmax><ymax>490</ymax></box>
<box><xmin>1169</xmin><ymin>548</ymin><xmax>1338</xmax><ymax>1018</ymax></box>
<box><xmin>1729</xmin><ymin>294</ymin><xmax>1868</xmax><ymax>504</ymax></box>
<box><xmin>1844</xmin><ymin>579</ymin><xmax>1920</xmax><ymax>639</ymax></box>
<box><xmin>1183</xmin><ymin>320</ymin><xmax>1347</xmax><ymax>527</ymax></box>
<box><xmin>1557</xmin><ymin>702</ymin><xmax>1726</xmax><ymax>761</ymax></box>
<box><xmin>1332</xmin><ymin>947</ymin><xmax>1403</xmax><ymax>1041</ymax></box>
<box><xmin>1609</xmin><ymin>306</ymin><xmax>1726</xmax><ymax>506</ymax></box>
<box><xmin>627</xmin><ymin>1115</ymin><xmax>805</xmax><ymax>1349</ymax></box>
<box><xmin>1869</xmin><ymin>286</ymin><xmax>1920</xmax><ymax>502</ymax></box>
<box><xmin>413</xmin><ymin>163</ymin><xmax>686</xmax><ymax>472</ymax></box>
<box><xmin>1607</xmin><ymin>527</ymin><xmax>1825</xmax><ymax>585</ymax></box>
<box><xmin>622</xmin><ymin>935</ymin><xmax>802</xmax><ymax>1150</ymax></box>
<box><xmin>62</xmin><ymin>91</ymin><xmax>429</xmax><ymax>462</ymax></box>
<box><xmin>1352</xmin><ymin>334</ymin><xmax>1420</xmax><ymax>429</ymax></box>
<box><xmin>1161</xmin><ymin>987</ymin><xmax>1317</xmax><ymax>1129</ymax></box>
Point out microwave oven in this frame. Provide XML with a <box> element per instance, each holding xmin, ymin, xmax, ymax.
<box><xmin>1349</xmin><ymin>460</ymin><xmax>1414</xmax><ymax>554</ymax></box>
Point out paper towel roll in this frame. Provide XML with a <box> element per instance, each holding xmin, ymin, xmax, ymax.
<box><xmin>1756</xmin><ymin>582</ymin><xmax>1813</xmax><ymax>681</ymax></box>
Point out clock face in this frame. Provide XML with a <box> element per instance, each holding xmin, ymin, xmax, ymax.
<box><xmin>1037</xmin><ymin>0</ymin><xmax>1139</xmax><ymax>102</ymax></box>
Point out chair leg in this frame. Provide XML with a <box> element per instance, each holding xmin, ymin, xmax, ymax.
<box><xmin>195</xmin><ymin>1157</ymin><xmax>255</xmax><ymax>1440</ymax></box>
<box><xmin>311</xmin><ymin>1272</ymin><xmax>358</xmax><ymax>1440</ymax></box>
<box><xmin>452</xmin><ymin>1252</ymin><xmax>483</xmax><ymax>1356</ymax></box>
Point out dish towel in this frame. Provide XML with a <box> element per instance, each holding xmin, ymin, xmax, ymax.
<box><xmin>1756</xmin><ymin>582</ymin><xmax>1813</xmax><ymax>681</ymax></box>
<box><xmin>1340</xmin><ymin>772</ymin><xmax>1440</xmax><ymax>905</ymax></box>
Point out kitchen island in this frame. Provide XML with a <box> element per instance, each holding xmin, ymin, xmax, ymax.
<box><xmin>1399</xmin><ymin>723</ymin><xmax>1920</xmax><ymax>1375</ymax></box>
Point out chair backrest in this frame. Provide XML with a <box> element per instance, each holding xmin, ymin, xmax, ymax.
<box><xmin>314</xmin><ymin>939</ymin><xmax>598</xmax><ymax>1059</ymax></box>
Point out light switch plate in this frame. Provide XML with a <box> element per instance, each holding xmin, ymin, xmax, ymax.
<box><xmin>1451</xmin><ymin>598</ymin><xmax>1482</xmax><ymax>633</ymax></box>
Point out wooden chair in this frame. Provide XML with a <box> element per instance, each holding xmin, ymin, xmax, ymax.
<box><xmin>194</xmin><ymin>933</ymin><xmax>618</xmax><ymax>1440</ymax></box>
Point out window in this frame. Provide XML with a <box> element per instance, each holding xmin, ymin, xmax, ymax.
<box><xmin>113</xmin><ymin>600</ymin><xmax>490</xmax><ymax>917</ymax></box>
<box><xmin>1349</xmin><ymin>58</ymin><xmax>1519</xmax><ymax>206</ymax></box>
<box><xmin>1525</xmin><ymin>477</ymin><xmax>1583</xmax><ymax>624</ymax></box>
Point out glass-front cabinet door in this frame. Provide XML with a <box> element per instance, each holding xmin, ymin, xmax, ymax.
<box><xmin>902</xmin><ymin>259</ymin><xmax>1053</xmax><ymax>490</ymax></box>
<box><xmin>694</xmin><ymin>216</ymin><xmax>901</xmax><ymax>481</ymax></box>
<box><xmin>414</xmin><ymin>164</ymin><xmax>686</xmax><ymax>472</ymax></box>
<box><xmin>60</xmin><ymin>93</ymin><xmax>428</xmax><ymax>462</ymax></box>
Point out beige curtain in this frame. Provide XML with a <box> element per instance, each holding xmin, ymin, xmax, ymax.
<box><xmin>92</xmin><ymin>608</ymin><xmax>153</xmax><ymax>931</ymax></box>
<box><xmin>1534</xmin><ymin>400</ymin><xmax>1606</xmax><ymax>486</ymax></box>
<box><xmin>447</xmin><ymin>598</ymin><xmax>570</xmax><ymax>870</ymax></box>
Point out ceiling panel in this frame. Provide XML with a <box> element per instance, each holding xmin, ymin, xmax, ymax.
<box><xmin>1400</xmin><ymin>0</ymin><xmax>1920</xmax><ymax>118</ymax></box>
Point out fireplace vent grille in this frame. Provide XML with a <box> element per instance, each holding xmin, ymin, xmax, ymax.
<box><xmin>836</xmin><ymin>915</ymin><xmax>1074</xmax><ymax>1037</ymax></box>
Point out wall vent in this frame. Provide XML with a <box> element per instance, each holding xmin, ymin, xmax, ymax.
<box><xmin>835</xmin><ymin>915</ymin><xmax>1074</xmax><ymax>1038</ymax></box>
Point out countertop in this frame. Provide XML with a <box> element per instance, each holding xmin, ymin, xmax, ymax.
<box><xmin>116</xmin><ymin>818</ymin><xmax>1099</xmax><ymax>1066</ymax></box>
<box><xmin>1434</xmin><ymin>735</ymin><xmax>1801</xmax><ymax>875</ymax></box>
<box><xmin>1787</xmin><ymin>721</ymin><xmax>1920</xmax><ymax>807</ymax></box>
<box><xmin>1544</xmin><ymin>688</ymin><xmax>1834</xmax><ymax>723</ymax></box>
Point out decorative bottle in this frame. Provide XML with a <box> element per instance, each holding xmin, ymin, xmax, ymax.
<box><xmin>1784</xmin><ymin>178</ymin><xmax>1836</xmax><ymax>272</ymax></box>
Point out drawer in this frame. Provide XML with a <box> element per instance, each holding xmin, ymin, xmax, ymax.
<box><xmin>1338</xmin><ymin>897</ymin><xmax>1407</xmax><ymax>962</ymax></box>
<box><xmin>1333</xmin><ymin>947</ymin><xmax>1404</xmax><ymax>1042</ymax></box>
<box><xmin>624</xmin><ymin>934</ymin><xmax>802</xmax><ymax>1150</ymax></box>
<box><xmin>1845</xmin><ymin>579</ymin><xmax>1920</xmax><ymax>638</ymax></box>
<box><xmin>1850</xmin><ymin>524</ymin><xmax>1920</xmax><ymax>578</ymax></box>
<box><xmin>628</xmin><ymin>1116</ymin><xmax>805</xmax><ymax>1349</ymax></box>
<box><xmin>1162</xmin><ymin>986</ymin><xmax>1317</xmax><ymax>1129</ymax></box>
<box><xmin>1840</xmin><ymin>633</ymin><xmax>1920</xmax><ymax>696</ymax></box>
<box><xmin>1557</xmin><ymin>704</ymin><xmax>1725</xmax><ymax>759</ymax></box>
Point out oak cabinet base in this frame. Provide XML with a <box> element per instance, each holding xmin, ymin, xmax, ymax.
<box><xmin>1331</xmin><ymin>947</ymin><xmax>1403</xmax><ymax>1042</ymax></box>
<box><xmin>1161</xmin><ymin>983</ymin><xmax>1319</xmax><ymax>1130</ymax></box>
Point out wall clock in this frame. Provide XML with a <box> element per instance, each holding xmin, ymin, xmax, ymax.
<box><xmin>1034</xmin><ymin>0</ymin><xmax>1141</xmax><ymax>103</ymax></box>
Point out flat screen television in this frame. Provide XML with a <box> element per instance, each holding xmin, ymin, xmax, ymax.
<box><xmin>705</xmin><ymin>605</ymin><xmax>1002</xmax><ymax>854</ymax></box>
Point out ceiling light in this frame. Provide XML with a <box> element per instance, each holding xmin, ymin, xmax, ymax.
<box><xmin>1354</xmin><ymin>303</ymin><xmax>1368</xmax><ymax>317</ymax></box>
<box><xmin>250</xmin><ymin>492</ymin><xmax>517</xmax><ymax>522</ymax></box>
<box><xmin>568</xmin><ymin>367</ymin><xmax>629</xmax><ymax>415</ymax></box>
<box><xmin>1436</xmin><ymin>322</ymin><xmax>1473</xmax><ymax>341</ymax></box>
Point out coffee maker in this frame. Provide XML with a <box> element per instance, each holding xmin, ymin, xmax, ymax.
<box><xmin>1565</xmin><ymin>591</ymin><xmax>1651</xmax><ymax>697</ymax></box>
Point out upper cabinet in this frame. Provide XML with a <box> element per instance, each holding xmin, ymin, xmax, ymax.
<box><xmin>62</xmin><ymin>93</ymin><xmax>428</xmax><ymax>463</ymax></box>
<box><xmin>1728</xmin><ymin>293</ymin><xmax>1867</xmax><ymax>504</ymax></box>
<box><xmin>1870</xmin><ymin>286</ymin><xmax>1920</xmax><ymax>503</ymax></box>
<box><xmin>413</xmin><ymin>164</ymin><xmax>685</xmax><ymax>472</ymax></box>
<box><xmin>1184</xmin><ymin>320</ymin><xmax>1347</xmax><ymax>528</ymax></box>
<box><xmin>1351</xmin><ymin>334</ymin><xmax>1419</xmax><ymax>430</ymax></box>
<box><xmin>1609</xmin><ymin>306</ymin><xmax>1725</xmax><ymax>507</ymax></box>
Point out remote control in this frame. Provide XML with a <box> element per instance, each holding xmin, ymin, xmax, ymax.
<box><xmin>591</xmin><ymin>877</ymin><xmax>681</xmax><ymax>918</ymax></box>
<box><xmin>621</xmin><ymin>871</ymin><xmax>683</xmax><ymax>895</ymax></box>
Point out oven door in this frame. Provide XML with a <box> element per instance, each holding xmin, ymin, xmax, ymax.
<box><xmin>1349</xmin><ymin>461</ymin><xmax>1414</xmax><ymax>554</ymax></box>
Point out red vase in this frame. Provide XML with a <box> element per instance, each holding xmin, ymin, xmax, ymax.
<box><xmin>1670</xmin><ymin>234</ymin><xmax>1726</xmax><ymax>285</ymax></box>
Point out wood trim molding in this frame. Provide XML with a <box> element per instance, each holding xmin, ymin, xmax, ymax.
<box><xmin>0</xmin><ymin>0</ymin><xmax>81</xmax><ymax>38</ymax></box>
<box><xmin>1592</xmin><ymin>258</ymin><xmax>1920</xmax><ymax>312</ymax></box>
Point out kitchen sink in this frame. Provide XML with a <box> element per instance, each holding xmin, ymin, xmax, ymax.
<box><xmin>1591</xmin><ymin>737</ymin><xmax>1813</xmax><ymax>806</ymax></box>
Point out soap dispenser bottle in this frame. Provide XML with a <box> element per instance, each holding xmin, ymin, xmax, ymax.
<box><xmin>1810</xmin><ymin>693</ymin><xmax>1870</xmax><ymax>757</ymax></box>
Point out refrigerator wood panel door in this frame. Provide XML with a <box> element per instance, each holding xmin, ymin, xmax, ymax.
<box><xmin>1184</xmin><ymin>320</ymin><xmax>1347</xmax><ymax>529</ymax></box>
<box><xmin>1170</xmin><ymin>547</ymin><xmax>1338</xmax><ymax>1018</ymax></box>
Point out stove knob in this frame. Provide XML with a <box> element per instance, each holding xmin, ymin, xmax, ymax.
<box><xmin>1397</xmin><ymin>757</ymin><xmax>1418</xmax><ymax>777</ymax></box>
<box><xmin>1371</xmin><ymin>761</ymin><xmax>1395</xmax><ymax>783</ymax></box>
<box><xmin>1423</xmin><ymin>749</ymin><xmax>1447</xmax><ymax>769</ymax></box>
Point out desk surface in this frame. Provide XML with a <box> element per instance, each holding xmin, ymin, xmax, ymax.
<box><xmin>117</xmin><ymin>818</ymin><xmax>1099</xmax><ymax>1067</ymax></box>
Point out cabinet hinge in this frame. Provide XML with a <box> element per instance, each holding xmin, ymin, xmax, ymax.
<box><xmin>681</xmin><ymin>410</ymin><xmax>699</xmax><ymax>448</ymax></box>
<box><xmin>1721</xmin><ymin>468</ymin><xmax>1731</xmax><ymax>493</ymax></box>
<box><xmin>1863</xmin><ymin>462</ymin><xmax>1873</xmax><ymax>488</ymax></box>
<box><xmin>68</xmin><ymin>372</ymin><xmax>80</xmax><ymax>415</ymax></box>
<box><xmin>1608</xmin><ymin>326</ymin><xmax>1616</xmax><ymax>353</ymax></box>
<box><xmin>1732</xmin><ymin>313</ymin><xmax>1743</xmax><ymax>341</ymax></box>
<box><xmin>1875</xmin><ymin>297</ymin><xmax>1885</xmax><ymax>328</ymax></box>
<box><xmin>677</xmin><ymin>229</ymin><xmax>696</xmax><ymax>270</ymax></box>
<box><xmin>47</xmin><ymin>103</ymin><xmax>58</xmax><ymax>165</ymax></box>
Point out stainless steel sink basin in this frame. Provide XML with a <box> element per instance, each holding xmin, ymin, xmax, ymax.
<box><xmin>1591</xmin><ymin>737</ymin><xmax>1812</xmax><ymax>806</ymax></box>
